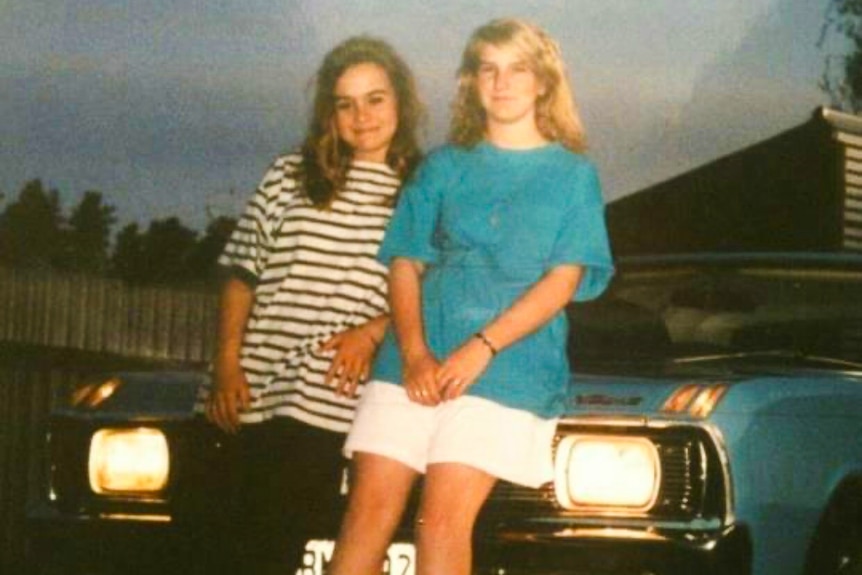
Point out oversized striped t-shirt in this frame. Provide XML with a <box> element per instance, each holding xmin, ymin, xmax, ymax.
<box><xmin>202</xmin><ymin>153</ymin><xmax>401</xmax><ymax>433</ymax></box>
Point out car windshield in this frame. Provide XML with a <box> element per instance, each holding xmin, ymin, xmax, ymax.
<box><xmin>567</xmin><ymin>260</ymin><xmax>862</xmax><ymax>371</ymax></box>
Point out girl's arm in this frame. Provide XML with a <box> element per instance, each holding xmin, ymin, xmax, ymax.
<box><xmin>206</xmin><ymin>276</ymin><xmax>255</xmax><ymax>433</ymax></box>
<box><xmin>389</xmin><ymin>257</ymin><xmax>443</xmax><ymax>406</ymax></box>
<box><xmin>437</xmin><ymin>264</ymin><xmax>583</xmax><ymax>400</ymax></box>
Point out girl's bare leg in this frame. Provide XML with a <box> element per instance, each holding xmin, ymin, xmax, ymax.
<box><xmin>328</xmin><ymin>452</ymin><xmax>418</xmax><ymax>575</ymax></box>
<box><xmin>414</xmin><ymin>463</ymin><xmax>497</xmax><ymax>575</ymax></box>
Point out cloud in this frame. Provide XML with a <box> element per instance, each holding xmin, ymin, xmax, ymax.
<box><xmin>0</xmin><ymin>0</ymin><xmax>834</xmax><ymax>227</ymax></box>
<box><xmin>593</xmin><ymin>0</ymin><xmax>829</xmax><ymax>199</ymax></box>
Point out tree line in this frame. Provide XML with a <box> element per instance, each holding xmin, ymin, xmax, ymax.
<box><xmin>824</xmin><ymin>0</ymin><xmax>862</xmax><ymax>112</ymax></box>
<box><xmin>0</xmin><ymin>179</ymin><xmax>236</xmax><ymax>285</ymax></box>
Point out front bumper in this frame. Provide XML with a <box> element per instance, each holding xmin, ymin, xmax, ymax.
<box><xmin>27</xmin><ymin>503</ymin><xmax>186</xmax><ymax>574</ymax></box>
<box><xmin>480</xmin><ymin>521</ymin><xmax>751</xmax><ymax>575</ymax></box>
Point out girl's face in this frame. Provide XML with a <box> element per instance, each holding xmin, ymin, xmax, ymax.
<box><xmin>475</xmin><ymin>42</ymin><xmax>545</xmax><ymax>130</ymax></box>
<box><xmin>333</xmin><ymin>62</ymin><xmax>399</xmax><ymax>163</ymax></box>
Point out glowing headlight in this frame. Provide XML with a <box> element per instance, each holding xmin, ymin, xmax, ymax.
<box><xmin>88</xmin><ymin>428</ymin><xmax>170</xmax><ymax>494</ymax></box>
<box><xmin>554</xmin><ymin>435</ymin><xmax>660</xmax><ymax>511</ymax></box>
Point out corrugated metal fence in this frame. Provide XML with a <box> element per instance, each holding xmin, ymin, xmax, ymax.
<box><xmin>0</xmin><ymin>266</ymin><xmax>219</xmax><ymax>572</ymax></box>
<box><xmin>0</xmin><ymin>267</ymin><xmax>219</xmax><ymax>362</ymax></box>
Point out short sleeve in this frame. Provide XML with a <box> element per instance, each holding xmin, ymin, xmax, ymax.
<box><xmin>218</xmin><ymin>157</ymin><xmax>289</xmax><ymax>284</ymax></box>
<box><xmin>377</xmin><ymin>150</ymin><xmax>447</xmax><ymax>266</ymax></box>
<box><xmin>547</xmin><ymin>160</ymin><xmax>614</xmax><ymax>301</ymax></box>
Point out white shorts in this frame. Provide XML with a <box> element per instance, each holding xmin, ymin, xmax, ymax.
<box><xmin>344</xmin><ymin>381</ymin><xmax>558</xmax><ymax>488</ymax></box>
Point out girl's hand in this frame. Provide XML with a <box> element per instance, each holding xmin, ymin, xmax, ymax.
<box><xmin>321</xmin><ymin>325</ymin><xmax>380</xmax><ymax>398</ymax></box>
<box><xmin>436</xmin><ymin>337</ymin><xmax>494</xmax><ymax>401</ymax></box>
<box><xmin>403</xmin><ymin>351</ymin><xmax>442</xmax><ymax>406</ymax></box>
<box><xmin>206</xmin><ymin>355</ymin><xmax>251</xmax><ymax>434</ymax></box>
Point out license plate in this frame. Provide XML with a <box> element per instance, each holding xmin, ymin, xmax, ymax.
<box><xmin>296</xmin><ymin>539</ymin><xmax>415</xmax><ymax>575</ymax></box>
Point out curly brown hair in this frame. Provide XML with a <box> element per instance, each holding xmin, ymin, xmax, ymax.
<box><xmin>301</xmin><ymin>36</ymin><xmax>424</xmax><ymax>207</ymax></box>
<box><xmin>449</xmin><ymin>19</ymin><xmax>586</xmax><ymax>153</ymax></box>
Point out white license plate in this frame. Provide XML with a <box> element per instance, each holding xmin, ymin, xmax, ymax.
<box><xmin>296</xmin><ymin>539</ymin><xmax>416</xmax><ymax>575</ymax></box>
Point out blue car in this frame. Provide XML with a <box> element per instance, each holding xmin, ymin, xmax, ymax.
<box><xmin>481</xmin><ymin>252</ymin><xmax>862</xmax><ymax>575</ymax></box>
<box><xmin>28</xmin><ymin>253</ymin><xmax>862</xmax><ymax>575</ymax></box>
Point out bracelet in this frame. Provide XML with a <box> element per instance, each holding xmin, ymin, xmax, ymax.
<box><xmin>473</xmin><ymin>331</ymin><xmax>498</xmax><ymax>356</ymax></box>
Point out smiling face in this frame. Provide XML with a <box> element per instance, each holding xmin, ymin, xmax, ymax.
<box><xmin>333</xmin><ymin>62</ymin><xmax>399</xmax><ymax>163</ymax></box>
<box><xmin>475</xmin><ymin>42</ymin><xmax>546</xmax><ymax>131</ymax></box>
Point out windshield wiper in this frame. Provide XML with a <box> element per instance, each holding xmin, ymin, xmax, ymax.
<box><xmin>668</xmin><ymin>350</ymin><xmax>862</xmax><ymax>371</ymax></box>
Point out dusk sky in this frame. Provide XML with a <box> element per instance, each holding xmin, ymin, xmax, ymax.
<box><xmin>1</xmin><ymin>0</ymin><xmax>839</xmax><ymax>231</ymax></box>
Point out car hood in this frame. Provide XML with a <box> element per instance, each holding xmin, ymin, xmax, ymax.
<box><xmin>561</xmin><ymin>368</ymin><xmax>862</xmax><ymax>420</ymax></box>
<box><xmin>51</xmin><ymin>366</ymin><xmax>862</xmax><ymax>422</ymax></box>
<box><xmin>53</xmin><ymin>370</ymin><xmax>208</xmax><ymax>421</ymax></box>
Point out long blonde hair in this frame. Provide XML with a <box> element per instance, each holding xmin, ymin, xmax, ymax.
<box><xmin>449</xmin><ymin>18</ymin><xmax>586</xmax><ymax>153</ymax></box>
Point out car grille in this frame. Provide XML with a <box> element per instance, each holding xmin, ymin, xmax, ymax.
<box><xmin>649</xmin><ymin>433</ymin><xmax>708</xmax><ymax>518</ymax></box>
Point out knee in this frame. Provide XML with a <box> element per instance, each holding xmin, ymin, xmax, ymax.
<box><xmin>414</xmin><ymin>507</ymin><xmax>475</xmax><ymax>543</ymax></box>
<box><xmin>344</xmin><ymin>455</ymin><xmax>416</xmax><ymax>524</ymax></box>
<box><xmin>344</xmin><ymin>478</ymin><xmax>409</xmax><ymax>529</ymax></box>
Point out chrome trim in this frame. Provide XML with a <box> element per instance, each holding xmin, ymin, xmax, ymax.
<box><xmin>501</xmin><ymin>526</ymin><xmax>671</xmax><ymax>543</ymax></box>
<box><xmin>496</xmin><ymin>522</ymin><xmax>736</xmax><ymax>550</ymax></box>
<box><xmin>96</xmin><ymin>513</ymin><xmax>171</xmax><ymax>523</ymax></box>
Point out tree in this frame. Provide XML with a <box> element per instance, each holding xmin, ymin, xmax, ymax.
<box><xmin>110</xmin><ymin>217</ymin><xmax>199</xmax><ymax>284</ymax></box>
<box><xmin>111</xmin><ymin>223</ymin><xmax>146</xmax><ymax>282</ymax></box>
<box><xmin>0</xmin><ymin>177</ymin><xmax>230</xmax><ymax>283</ymax></box>
<box><xmin>822</xmin><ymin>0</ymin><xmax>862</xmax><ymax>111</ymax></box>
<box><xmin>186</xmin><ymin>216</ymin><xmax>237</xmax><ymax>281</ymax></box>
<box><xmin>0</xmin><ymin>179</ymin><xmax>63</xmax><ymax>268</ymax></box>
<box><xmin>144</xmin><ymin>217</ymin><xmax>199</xmax><ymax>283</ymax></box>
<box><xmin>64</xmin><ymin>191</ymin><xmax>117</xmax><ymax>273</ymax></box>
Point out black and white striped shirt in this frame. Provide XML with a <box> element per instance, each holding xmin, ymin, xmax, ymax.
<box><xmin>209</xmin><ymin>153</ymin><xmax>401</xmax><ymax>433</ymax></box>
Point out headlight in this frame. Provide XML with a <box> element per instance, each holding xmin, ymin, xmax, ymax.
<box><xmin>88</xmin><ymin>428</ymin><xmax>170</xmax><ymax>495</ymax></box>
<box><xmin>554</xmin><ymin>435</ymin><xmax>660</xmax><ymax>512</ymax></box>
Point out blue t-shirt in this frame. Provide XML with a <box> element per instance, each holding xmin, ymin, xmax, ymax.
<box><xmin>373</xmin><ymin>142</ymin><xmax>614</xmax><ymax>417</ymax></box>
